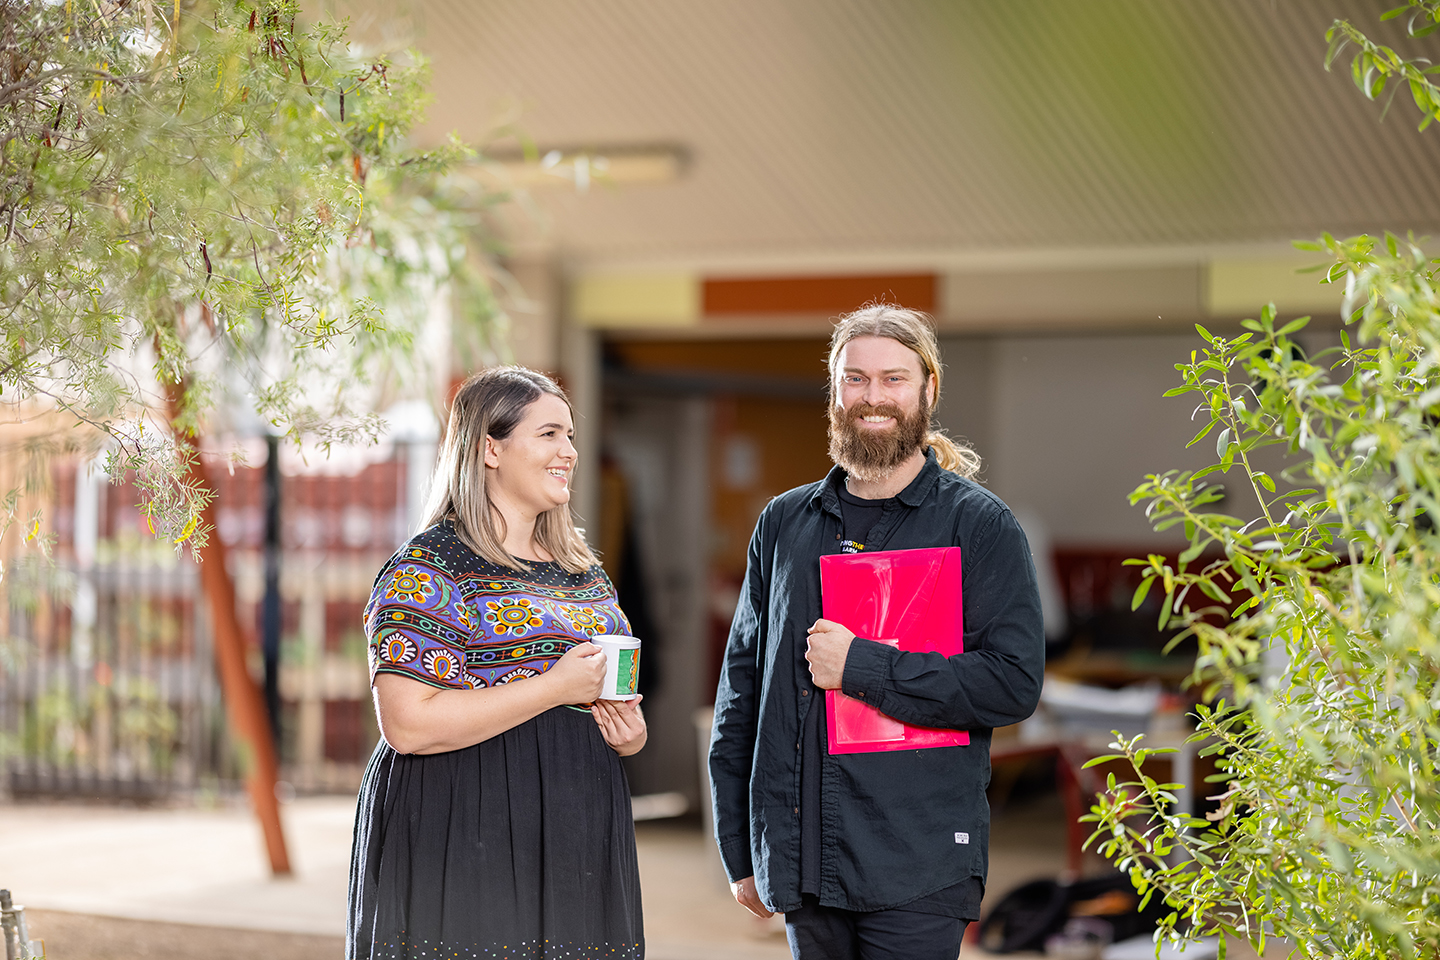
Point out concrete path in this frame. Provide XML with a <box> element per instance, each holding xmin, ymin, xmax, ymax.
<box><xmin>0</xmin><ymin>793</ymin><xmax>1075</xmax><ymax>959</ymax></box>
<box><xmin>0</xmin><ymin>797</ymin><xmax>357</xmax><ymax>937</ymax></box>
<box><xmin>0</xmin><ymin>796</ymin><xmax>796</xmax><ymax>959</ymax></box>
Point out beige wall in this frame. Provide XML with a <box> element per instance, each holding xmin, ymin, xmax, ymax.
<box><xmin>935</xmin><ymin>329</ymin><xmax>1337</xmax><ymax>548</ymax></box>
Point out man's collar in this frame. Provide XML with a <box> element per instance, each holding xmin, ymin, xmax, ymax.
<box><xmin>896</xmin><ymin>447</ymin><xmax>942</xmax><ymax>506</ymax></box>
<box><xmin>812</xmin><ymin>447</ymin><xmax>941</xmax><ymax>512</ymax></box>
<box><xmin>815</xmin><ymin>464</ymin><xmax>846</xmax><ymax>517</ymax></box>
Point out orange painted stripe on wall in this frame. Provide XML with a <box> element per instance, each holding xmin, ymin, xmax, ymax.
<box><xmin>702</xmin><ymin>274</ymin><xmax>936</xmax><ymax>315</ymax></box>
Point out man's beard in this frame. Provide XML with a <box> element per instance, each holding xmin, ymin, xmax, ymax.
<box><xmin>827</xmin><ymin>392</ymin><xmax>930</xmax><ymax>484</ymax></box>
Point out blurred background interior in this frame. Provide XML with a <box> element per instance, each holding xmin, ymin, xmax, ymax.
<box><xmin>4</xmin><ymin>1</ymin><xmax>1440</xmax><ymax>958</ymax></box>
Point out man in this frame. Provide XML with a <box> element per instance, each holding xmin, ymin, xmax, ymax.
<box><xmin>709</xmin><ymin>304</ymin><xmax>1045</xmax><ymax>960</ymax></box>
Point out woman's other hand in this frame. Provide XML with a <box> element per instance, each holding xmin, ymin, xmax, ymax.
<box><xmin>543</xmin><ymin>641</ymin><xmax>606</xmax><ymax>704</ymax></box>
<box><xmin>592</xmin><ymin>696</ymin><xmax>647</xmax><ymax>756</ymax></box>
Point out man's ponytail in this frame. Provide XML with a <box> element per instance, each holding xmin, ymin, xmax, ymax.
<box><xmin>925</xmin><ymin>431</ymin><xmax>982</xmax><ymax>481</ymax></box>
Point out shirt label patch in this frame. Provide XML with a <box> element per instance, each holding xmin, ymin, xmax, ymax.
<box><xmin>955</xmin><ymin>832</ymin><xmax>970</xmax><ymax>844</ymax></box>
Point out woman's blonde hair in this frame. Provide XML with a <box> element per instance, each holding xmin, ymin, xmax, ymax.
<box><xmin>418</xmin><ymin>366</ymin><xmax>599</xmax><ymax>574</ymax></box>
<box><xmin>827</xmin><ymin>304</ymin><xmax>982</xmax><ymax>480</ymax></box>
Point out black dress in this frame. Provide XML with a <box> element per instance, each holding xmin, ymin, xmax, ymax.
<box><xmin>347</xmin><ymin>523</ymin><xmax>644</xmax><ymax>960</ymax></box>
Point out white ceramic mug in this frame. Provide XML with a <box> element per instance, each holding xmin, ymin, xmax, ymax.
<box><xmin>591</xmin><ymin>635</ymin><xmax>641</xmax><ymax>700</ymax></box>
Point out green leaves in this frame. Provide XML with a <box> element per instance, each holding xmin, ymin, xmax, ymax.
<box><xmin>1188</xmin><ymin>416</ymin><xmax>1220</xmax><ymax>448</ymax></box>
<box><xmin>1329</xmin><ymin>4</ymin><xmax>1440</xmax><ymax>131</ymax></box>
<box><xmin>1132</xmin><ymin>576</ymin><xmax>1155</xmax><ymax>611</ymax></box>
<box><xmin>1215</xmin><ymin>426</ymin><xmax>1232</xmax><ymax>460</ymax></box>
<box><xmin>0</xmin><ymin>0</ymin><xmax>504</xmax><ymax>546</ymax></box>
<box><xmin>1097</xmin><ymin>160</ymin><xmax>1440</xmax><ymax>958</ymax></box>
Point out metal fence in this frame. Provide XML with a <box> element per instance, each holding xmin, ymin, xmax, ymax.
<box><xmin>3</xmin><ymin>556</ymin><xmax>225</xmax><ymax>801</ymax></box>
<box><xmin>1</xmin><ymin>444</ymin><xmax>429</xmax><ymax>801</ymax></box>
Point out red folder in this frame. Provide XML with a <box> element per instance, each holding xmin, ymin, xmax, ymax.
<box><xmin>820</xmin><ymin>547</ymin><xmax>970</xmax><ymax>754</ymax></box>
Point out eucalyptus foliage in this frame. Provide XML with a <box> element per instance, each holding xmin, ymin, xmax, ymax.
<box><xmin>1088</xmin><ymin>235</ymin><xmax>1440</xmax><ymax>959</ymax></box>
<box><xmin>1328</xmin><ymin>0</ymin><xmax>1440</xmax><ymax>130</ymax></box>
<box><xmin>0</xmin><ymin>0</ymin><xmax>500</xmax><ymax>549</ymax></box>
<box><xmin>1082</xmin><ymin>6</ymin><xmax>1440</xmax><ymax>954</ymax></box>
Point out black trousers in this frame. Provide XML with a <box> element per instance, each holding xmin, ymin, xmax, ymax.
<box><xmin>784</xmin><ymin>894</ymin><xmax>969</xmax><ymax>960</ymax></box>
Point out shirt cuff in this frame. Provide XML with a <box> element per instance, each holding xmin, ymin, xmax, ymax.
<box><xmin>718</xmin><ymin>838</ymin><xmax>754</xmax><ymax>884</ymax></box>
<box><xmin>840</xmin><ymin>637</ymin><xmax>896</xmax><ymax>703</ymax></box>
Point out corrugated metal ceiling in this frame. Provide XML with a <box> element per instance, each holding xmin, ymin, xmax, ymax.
<box><xmin>341</xmin><ymin>0</ymin><xmax>1440</xmax><ymax>266</ymax></box>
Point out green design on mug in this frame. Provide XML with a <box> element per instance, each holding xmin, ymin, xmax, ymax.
<box><xmin>616</xmin><ymin>649</ymin><xmax>639</xmax><ymax>695</ymax></box>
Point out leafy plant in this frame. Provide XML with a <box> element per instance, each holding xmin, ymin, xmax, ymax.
<box><xmin>1327</xmin><ymin>0</ymin><xmax>1440</xmax><ymax>130</ymax></box>
<box><xmin>0</xmin><ymin>0</ymin><xmax>509</xmax><ymax>870</ymax></box>
<box><xmin>1086</xmin><ymin>233</ymin><xmax>1440</xmax><ymax>959</ymax></box>
<box><xmin>0</xmin><ymin>0</ymin><xmax>503</xmax><ymax>549</ymax></box>
<box><xmin>1081</xmin><ymin>7</ymin><xmax>1440</xmax><ymax>957</ymax></box>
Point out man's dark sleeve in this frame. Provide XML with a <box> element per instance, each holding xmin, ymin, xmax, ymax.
<box><xmin>840</xmin><ymin>508</ymin><xmax>1045</xmax><ymax>730</ymax></box>
<box><xmin>708</xmin><ymin>508</ymin><xmax>768</xmax><ymax>883</ymax></box>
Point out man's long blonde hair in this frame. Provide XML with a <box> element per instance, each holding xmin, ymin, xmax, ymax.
<box><xmin>418</xmin><ymin>366</ymin><xmax>598</xmax><ymax>574</ymax></box>
<box><xmin>826</xmin><ymin>304</ymin><xmax>982</xmax><ymax>480</ymax></box>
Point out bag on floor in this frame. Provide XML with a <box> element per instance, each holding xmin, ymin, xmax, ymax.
<box><xmin>977</xmin><ymin>874</ymin><xmax>1166</xmax><ymax>954</ymax></box>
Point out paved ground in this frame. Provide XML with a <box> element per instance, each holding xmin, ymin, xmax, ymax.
<box><xmin>0</xmin><ymin>792</ymin><xmax>1076</xmax><ymax>960</ymax></box>
<box><xmin>21</xmin><ymin>911</ymin><xmax>345</xmax><ymax>960</ymax></box>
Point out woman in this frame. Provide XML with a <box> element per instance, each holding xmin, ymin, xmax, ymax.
<box><xmin>348</xmin><ymin>367</ymin><xmax>647</xmax><ymax>960</ymax></box>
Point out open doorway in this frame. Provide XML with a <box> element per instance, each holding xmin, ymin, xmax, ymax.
<box><xmin>599</xmin><ymin>337</ymin><xmax>833</xmax><ymax>805</ymax></box>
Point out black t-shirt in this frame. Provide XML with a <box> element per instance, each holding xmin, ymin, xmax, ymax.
<box><xmin>835</xmin><ymin>482</ymin><xmax>888</xmax><ymax>554</ymax></box>
<box><xmin>798</xmin><ymin>476</ymin><xmax>984</xmax><ymax>919</ymax></box>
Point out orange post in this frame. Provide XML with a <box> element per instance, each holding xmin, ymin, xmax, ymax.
<box><xmin>166</xmin><ymin>390</ymin><xmax>292</xmax><ymax>876</ymax></box>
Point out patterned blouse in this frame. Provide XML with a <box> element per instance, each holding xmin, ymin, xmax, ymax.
<box><xmin>364</xmin><ymin>522</ymin><xmax>630</xmax><ymax>692</ymax></box>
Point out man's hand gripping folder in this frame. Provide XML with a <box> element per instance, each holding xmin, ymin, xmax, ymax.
<box><xmin>820</xmin><ymin>547</ymin><xmax>970</xmax><ymax>754</ymax></box>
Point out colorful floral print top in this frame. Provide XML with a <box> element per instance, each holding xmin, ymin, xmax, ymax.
<box><xmin>364</xmin><ymin>521</ymin><xmax>630</xmax><ymax>692</ymax></box>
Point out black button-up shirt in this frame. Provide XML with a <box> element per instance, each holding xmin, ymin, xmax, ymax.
<box><xmin>709</xmin><ymin>449</ymin><xmax>1045</xmax><ymax>914</ymax></box>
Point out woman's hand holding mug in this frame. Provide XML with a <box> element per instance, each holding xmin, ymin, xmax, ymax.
<box><xmin>544</xmin><ymin>642</ymin><xmax>606</xmax><ymax>705</ymax></box>
<box><xmin>593</xmin><ymin>697</ymin><xmax>647</xmax><ymax>756</ymax></box>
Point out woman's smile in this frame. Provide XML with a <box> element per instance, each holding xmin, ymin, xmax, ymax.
<box><xmin>485</xmin><ymin>392</ymin><xmax>578</xmax><ymax>519</ymax></box>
